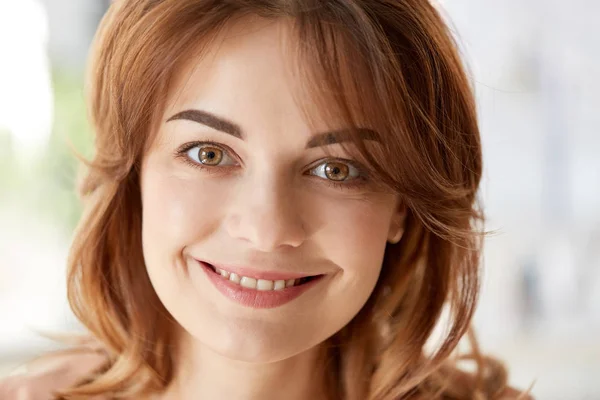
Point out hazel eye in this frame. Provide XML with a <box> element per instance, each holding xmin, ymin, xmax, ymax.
<box><xmin>186</xmin><ymin>144</ymin><xmax>236</xmax><ymax>167</ymax></box>
<box><xmin>310</xmin><ymin>161</ymin><xmax>360</xmax><ymax>182</ymax></box>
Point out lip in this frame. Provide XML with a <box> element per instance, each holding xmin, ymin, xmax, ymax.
<box><xmin>198</xmin><ymin>259</ymin><xmax>316</xmax><ymax>281</ymax></box>
<box><xmin>198</xmin><ymin>261</ymin><xmax>325</xmax><ymax>309</ymax></box>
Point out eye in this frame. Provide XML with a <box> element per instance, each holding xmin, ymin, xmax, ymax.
<box><xmin>176</xmin><ymin>143</ymin><xmax>369</xmax><ymax>190</ymax></box>
<box><xmin>309</xmin><ymin>160</ymin><xmax>362</xmax><ymax>182</ymax></box>
<box><xmin>185</xmin><ymin>143</ymin><xmax>237</xmax><ymax>167</ymax></box>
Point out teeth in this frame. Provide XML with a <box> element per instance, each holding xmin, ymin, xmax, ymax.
<box><xmin>229</xmin><ymin>272</ymin><xmax>241</xmax><ymax>284</ymax></box>
<box><xmin>273</xmin><ymin>280</ymin><xmax>286</xmax><ymax>290</ymax></box>
<box><xmin>240</xmin><ymin>276</ymin><xmax>257</xmax><ymax>289</ymax></box>
<box><xmin>256</xmin><ymin>279</ymin><xmax>274</xmax><ymax>291</ymax></box>
<box><xmin>215</xmin><ymin>268</ymin><xmax>303</xmax><ymax>291</ymax></box>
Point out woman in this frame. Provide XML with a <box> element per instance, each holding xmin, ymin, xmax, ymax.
<box><xmin>1</xmin><ymin>0</ymin><xmax>533</xmax><ymax>399</ymax></box>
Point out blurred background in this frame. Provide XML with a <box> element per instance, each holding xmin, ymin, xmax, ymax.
<box><xmin>0</xmin><ymin>1</ymin><xmax>598</xmax><ymax>399</ymax></box>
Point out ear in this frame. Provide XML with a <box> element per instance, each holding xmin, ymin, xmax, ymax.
<box><xmin>387</xmin><ymin>198</ymin><xmax>407</xmax><ymax>245</ymax></box>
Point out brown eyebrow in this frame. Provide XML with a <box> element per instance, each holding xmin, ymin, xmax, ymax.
<box><xmin>166</xmin><ymin>109</ymin><xmax>381</xmax><ymax>148</ymax></box>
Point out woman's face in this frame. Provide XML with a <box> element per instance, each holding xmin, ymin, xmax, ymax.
<box><xmin>140</xmin><ymin>16</ymin><xmax>405</xmax><ymax>363</ymax></box>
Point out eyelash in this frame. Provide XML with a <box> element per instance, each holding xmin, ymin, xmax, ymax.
<box><xmin>174</xmin><ymin>141</ymin><xmax>370</xmax><ymax>191</ymax></box>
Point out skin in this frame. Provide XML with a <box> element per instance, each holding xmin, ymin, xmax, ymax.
<box><xmin>139</xmin><ymin>16</ymin><xmax>405</xmax><ymax>400</ymax></box>
<box><xmin>0</xmin><ymin>14</ymin><xmax>532</xmax><ymax>400</ymax></box>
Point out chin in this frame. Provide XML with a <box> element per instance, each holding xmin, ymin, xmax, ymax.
<box><xmin>210</xmin><ymin>339</ymin><xmax>301</xmax><ymax>364</ymax></box>
<box><xmin>195</xmin><ymin>325</ymin><xmax>318</xmax><ymax>364</ymax></box>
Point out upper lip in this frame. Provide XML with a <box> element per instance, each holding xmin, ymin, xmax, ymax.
<box><xmin>197</xmin><ymin>259</ymin><xmax>323</xmax><ymax>281</ymax></box>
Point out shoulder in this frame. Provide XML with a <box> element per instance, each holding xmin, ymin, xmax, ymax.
<box><xmin>0</xmin><ymin>346</ymin><xmax>109</xmax><ymax>400</ymax></box>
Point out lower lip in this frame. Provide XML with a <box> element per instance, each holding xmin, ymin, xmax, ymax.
<box><xmin>198</xmin><ymin>261</ymin><xmax>324</xmax><ymax>309</ymax></box>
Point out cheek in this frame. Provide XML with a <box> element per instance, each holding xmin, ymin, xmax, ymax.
<box><xmin>311</xmin><ymin>195</ymin><xmax>394</xmax><ymax>309</ymax></box>
<box><xmin>298</xmin><ymin>195</ymin><xmax>394</xmax><ymax>340</ymax></box>
<box><xmin>319</xmin><ymin>197</ymin><xmax>393</xmax><ymax>272</ymax></box>
<box><xmin>139</xmin><ymin>159</ymin><xmax>239</xmax><ymax>309</ymax></box>
<box><xmin>140</xmin><ymin>167</ymin><xmax>230</xmax><ymax>251</ymax></box>
<box><xmin>139</xmin><ymin>161</ymin><xmax>234</xmax><ymax>314</ymax></box>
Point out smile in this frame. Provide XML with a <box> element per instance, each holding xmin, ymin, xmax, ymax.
<box><xmin>206</xmin><ymin>263</ymin><xmax>319</xmax><ymax>291</ymax></box>
<box><xmin>197</xmin><ymin>260</ymin><xmax>326</xmax><ymax>309</ymax></box>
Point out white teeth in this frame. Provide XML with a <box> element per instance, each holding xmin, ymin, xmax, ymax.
<box><xmin>256</xmin><ymin>279</ymin><xmax>274</xmax><ymax>291</ymax></box>
<box><xmin>229</xmin><ymin>272</ymin><xmax>241</xmax><ymax>284</ymax></box>
<box><xmin>240</xmin><ymin>276</ymin><xmax>257</xmax><ymax>289</ymax></box>
<box><xmin>273</xmin><ymin>280</ymin><xmax>286</xmax><ymax>290</ymax></box>
<box><xmin>215</xmin><ymin>268</ymin><xmax>302</xmax><ymax>291</ymax></box>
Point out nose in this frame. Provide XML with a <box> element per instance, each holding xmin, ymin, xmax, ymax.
<box><xmin>224</xmin><ymin>171</ymin><xmax>307</xmax><ymax>252</ymax></box>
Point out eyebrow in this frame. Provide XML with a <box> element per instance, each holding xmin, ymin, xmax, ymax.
<box><xmin>166</xmin><ymin>109</ymin><xmax>381</xmax><ymax>148</ymax></box>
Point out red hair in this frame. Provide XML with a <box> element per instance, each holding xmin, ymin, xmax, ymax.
<box><xmin>43</xmin><ymin>1</ymin><xmax>533</xmax><ymax>399</ymax></box>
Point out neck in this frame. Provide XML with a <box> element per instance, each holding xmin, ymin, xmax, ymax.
<box><xmin>161</xmin><ymin>330</ymin><xmax>329</xmax><ymax>400</ymax></box>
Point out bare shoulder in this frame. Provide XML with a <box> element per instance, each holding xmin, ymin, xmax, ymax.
<box><xmin>0</xmin><ymin>345</ymin><xmax>109</xmax><ymax>400</ymax></box>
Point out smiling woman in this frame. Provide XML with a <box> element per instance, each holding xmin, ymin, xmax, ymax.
<box><xmin>1</xmin><ymin>1</ymin><xmax>532</xmax><ymax>399</ymax></box>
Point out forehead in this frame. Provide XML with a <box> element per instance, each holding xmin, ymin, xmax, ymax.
<box><xmin>162</xmin><ymin>15</ymin><xmax>335</xmax><ymax>138</ymax></box>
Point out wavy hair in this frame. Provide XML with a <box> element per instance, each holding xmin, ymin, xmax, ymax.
<box><xmin>43</xmin><ymin>0</ymin><xmax>531</xmax><ymax>399</ymax></box>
